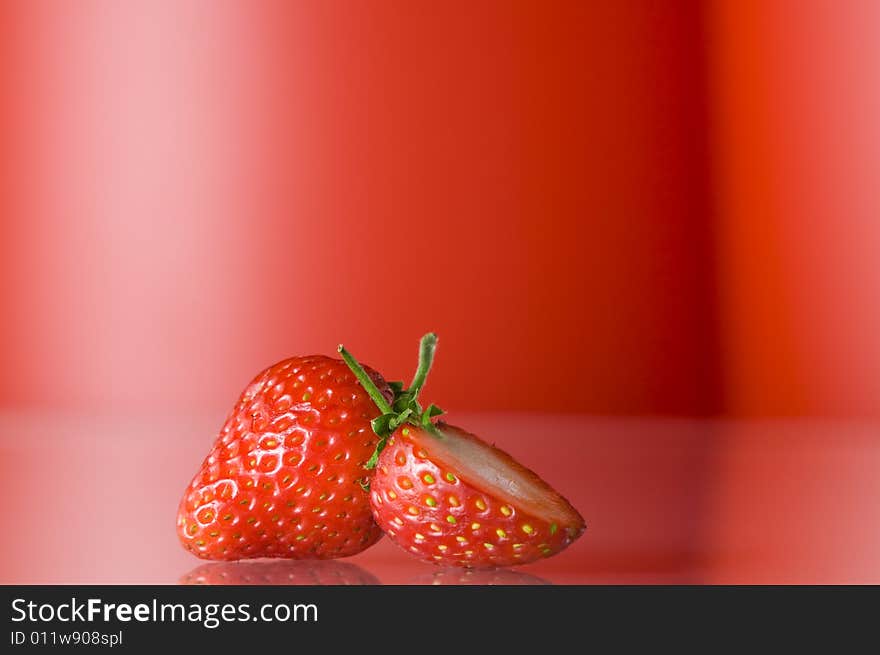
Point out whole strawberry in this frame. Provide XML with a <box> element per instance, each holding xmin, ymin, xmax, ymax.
<box><xmin>338</xmin><ymin>334</ymin><xmax>585</xmax><ymax>568</ymax></box>
<box><xmin>177</xmin><ymin>354</ymin><xmax>392</xmax><ymax>560</ymax></box>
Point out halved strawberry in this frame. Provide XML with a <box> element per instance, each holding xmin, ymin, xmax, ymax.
<box><xmin>369</xmin><ymin>422</ymin><xmax>584</xmax><ymax>567</ymax></box>
<box><xmin>338</xmin><ymin>334</ymin><xmax>585</xmax><ymax>568</ymax></box>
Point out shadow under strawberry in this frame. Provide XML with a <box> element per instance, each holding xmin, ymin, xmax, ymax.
<box><xmin>408</xmin><ymin>567</ymin><xmax>551</xmax><ymax>585</ymax></box>
<box><xmin>180</xmin><ymin>559</ymin><xmax>382</xmax><ymax>585</ymax></box>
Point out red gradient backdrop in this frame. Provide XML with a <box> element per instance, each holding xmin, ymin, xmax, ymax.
<box><xmin>708</xmin><ymin>0</ymin><xmax>880</xmax><ymax>418</ymax></box>
<box><xmin>0</xmin><ymin>0</ymin><xmax>719</xmax><ymax>416</ymax></box>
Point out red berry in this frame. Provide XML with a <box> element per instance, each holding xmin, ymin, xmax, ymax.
<box><xmin>177</xmin><ymin>355</ymin><xmax>391</xmax><ymax>560</ymax></box>
<box><xmin>369</xmin><ymin>423</ymin><xmax>585</xmax><ymax>568</ymax></box>
<box><xmin>180</xmin><ymin>560</ymin><xmax>381</xmax><ymax>585</ymax></box>
<box><xmin>336</xmin><ymin>333</ymin><xmax>587</xmax><ymax>568</ymax></box>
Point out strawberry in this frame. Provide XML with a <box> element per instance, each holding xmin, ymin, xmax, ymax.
<box><xmin>338</xmin><ymin>334</ymin><xmax>586</xmax><ymax>568</ymax></box>
<box><xmin>180</xmin><ymin>560</ymin><xmax>381</xmax><ymax>585</ymax></box>
<box><xmin>368</xmin><ymin>422</ymin><xmax>584</xmax><ymax>567</ymax></box>
<box><xmin>177</xmin><ymin>354</ymin><xmax>392</xmax><ymax>560</ymax></box>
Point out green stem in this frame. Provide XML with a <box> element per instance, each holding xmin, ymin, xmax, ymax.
<box><xmin>337</xmin><ymin>344</ymin><xmax>393</xmax><ymax>415</ymax></box>
<box><xmin>407</xmin><ymin>333</ymin><xmax>438</xmax><ymax>402</ymax></box>
<box><xmin>340</xmin><ymin>334</ymin><xmax>446</xmax><ymax>476</ymax></box>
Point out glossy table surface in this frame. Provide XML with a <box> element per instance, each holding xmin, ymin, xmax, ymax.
<box><xmin>2</xmin><ymin>411</ymin><xmax>878</xmax><ymax>584</ymax></box>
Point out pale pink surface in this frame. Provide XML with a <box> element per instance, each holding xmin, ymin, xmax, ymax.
<box><xmin>1</xmin><ymin>411</ymin><xmax>878</xmax><ymax>584</ymax></box>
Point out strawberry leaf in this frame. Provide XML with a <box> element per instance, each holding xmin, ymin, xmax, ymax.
<box><xmin>370</xmin><ymin>413</ymin><xmax>397</xmax><ymax>437</ymax></box>
<box><xmin>364</xmin><ymin>443</ymin><xmax>383</xmax><ymax>470</ymax></box>
<box><xmin>388</xmin><ymin>408</ymin><xmax>413</xmax><ymax>431</ymax></box>
<box><xmin>422</xmin><ymin>404</ymin><xmax>444</xmax><ymax>424</ymax></box>
<box><xmin>392</xmin><ymin>391</ymin><xmax>415</xmax><ymax>413</ymax></box>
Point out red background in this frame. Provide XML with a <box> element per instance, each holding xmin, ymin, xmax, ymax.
<box><xmin>4</xmin><ymin>1</ymin><xmax>877</xmax><ymax>419</ymax></box>
<box><xmin>1</xmin><ymin>1</ymin><xmax>879</xmax><ymax>584</ymax></box>
<box><xmin>2</xmin><ymin>1</ymin><xmax>720</xmax><ymax>416</ymax></box>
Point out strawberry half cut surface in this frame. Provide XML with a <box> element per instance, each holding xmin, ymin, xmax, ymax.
<box><xmin>338</xmin><ymin>334</ymin><xmax>586</xmax><ymax>568</ymax></box>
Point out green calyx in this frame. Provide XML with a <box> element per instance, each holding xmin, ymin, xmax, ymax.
<box><xmin>338</xmin><ymin>333</ymin><xmax>445</xmax><ymax>475</ymax></box>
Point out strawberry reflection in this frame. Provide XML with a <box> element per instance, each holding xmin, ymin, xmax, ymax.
<box><xmin>180</xmin><ymin>560</ymin><xmax>381</xmax><ymax>586</ymax></box>
<box><xmin>409</xmin><ymin>567</ymin><xmax>550</xmax><ymax>585</ymax></box>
